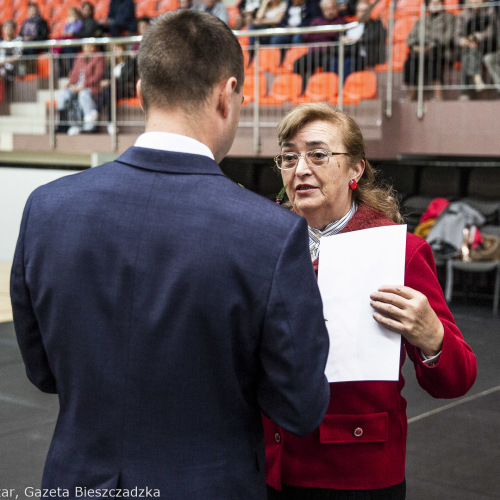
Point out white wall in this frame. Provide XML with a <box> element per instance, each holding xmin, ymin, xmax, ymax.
<box><xmin>0</xmin><ymin>167</ymin><xmax>80</xmax><ymax>262</ymax></box>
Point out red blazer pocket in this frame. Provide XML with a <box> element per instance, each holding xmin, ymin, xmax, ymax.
<box><xmin>319</xmin><ymin>413</ymin><xmax>388</xmax><ymax>444</ymax></box>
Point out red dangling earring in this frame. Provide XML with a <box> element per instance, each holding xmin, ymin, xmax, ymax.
<box><xmin>349</xmin><ymin>179</ymin><xmax>357</xmax><ymax>190</ymax></box>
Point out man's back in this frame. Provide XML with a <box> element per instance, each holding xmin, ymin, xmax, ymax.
<box><xmin>11</xmin><ymin>149</ymin><xmax>329</xmax><ymax>498</ymax></box>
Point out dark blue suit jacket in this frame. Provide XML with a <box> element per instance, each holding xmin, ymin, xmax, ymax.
<box><xmin>11</xmin><ymin>147</ymin><xmax>330</xmax><ymax>499</ymax></box>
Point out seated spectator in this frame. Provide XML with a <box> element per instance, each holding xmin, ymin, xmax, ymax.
<box><xmin>56</xmin><ymin>43</ymin><xmax>105</xmax><ymax>135</ymax></box>
<box><xmin>237</xmin><ymin>0</ymin><xmax>263</xmax><ymax>28</ymax></box>
<box><xmin>193</xmin><ymin>0</ymin><xmax>230</xmax><ymax>25</ymax></box>
<box><xmin>456</xmin><ymin>0</ymin><xmax>498</xmax><ymax>100</ymax></box>
<box><xmin>74</xmin><ymin>2</ymin><xmax>104</xmax><ymax>39</ymax></box>
<box><xmin>339</xmin><ymin>0</ymin><xmax>386</xmax><ymax>80</ymax></box>
<box><xmin>53</xmin><ymin>7</ymin><xmax>84</xmax><ymax>77</ymax></box>
<box><xmin>0</xmin><ymin>20</ymin><xmax>21</xmax><ymax>100</ymax></box>
<box><xmin>337</xmin><ymin>0</ymin><xmax>356</xmax><ymax>16</ymax></box>
<box><xmin>19</xmin><ymin>2</ymin><xmax>49</xmax><ymax>57</ymax></box>
<box><xmin>102</xmin><ymin>0</ymin><xmax>138</xmax><ymax>37</ymax></box>
<box><xmin>292</xmin><ymin>0</ymin><xmax>347</xmax><ymax>92</ymax></box>
<box><xmin>248</xmin><ymin>0</ymin><xmax>287</xmax><ymax>46</ymax></box>
<box><xmin>269</xmin><ymin>0</ymin><xmax>320</xmax><ymax>48</ymax></box>
<box><xmin>97</xmin><ymin>43</ymin><xmax>137</xmax><ymax>135</ymax></box>
<box><xmin>403</xmin><ymin>0</ymin><xmax>455</xmax><ymax>101</ymax></box>
<box><xmin>133</xmin><ymin>16</ymin><xmax>151</xmax><ymax>51</ymax></box>
<box><xmin>483</xmin><ymin>47</ymin><xmax>500</xmax><ymax>94</ymax></box>
<box><xmin>61</xmin><ymin>7</ymin><xmax>84</xmax><ymax>38</ymax></box>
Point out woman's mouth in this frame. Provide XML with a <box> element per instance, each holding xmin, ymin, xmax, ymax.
<box><xmin>296</xmin><ymin>184</ymin><xmax>317</xmax><ymax>193</ymax></box>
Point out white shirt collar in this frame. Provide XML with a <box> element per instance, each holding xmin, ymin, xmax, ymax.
<box><xmin>134</xmin><ymin>132</ymin><xmax>214</xmax><ymax>160</ymax></box>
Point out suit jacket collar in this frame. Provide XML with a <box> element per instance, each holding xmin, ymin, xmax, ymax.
<box><xmin>115</xmin><ymin>146</ymin><xmax>226</xmax><ymax>177</ymax></box>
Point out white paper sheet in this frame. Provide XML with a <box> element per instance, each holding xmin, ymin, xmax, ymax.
<box><xmin>317</xmin><ymin>224</ymin><xmax>407</xmax><ymax>382</ymax></box>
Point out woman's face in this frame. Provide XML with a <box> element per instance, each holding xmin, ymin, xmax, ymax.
<box><xmin>280</xmin><ymin>120</ymin><xmax>364</xmax><ymax>230</ymax></box>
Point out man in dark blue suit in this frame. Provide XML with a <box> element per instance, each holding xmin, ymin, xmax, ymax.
<box><xmin>11</xmin><ymin>10</ymin><xmax>330</xmax><ymax>499</ymax></box>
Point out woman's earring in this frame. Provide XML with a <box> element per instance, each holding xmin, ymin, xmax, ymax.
<box><xmin>349</xmin><ymin>179</ymin><xmax>357</xmax><ymax>190</ymax></box>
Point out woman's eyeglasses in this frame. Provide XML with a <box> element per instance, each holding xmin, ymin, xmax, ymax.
<box><xmin>274</xmin><ymin>149</ymin><xmax>349</xmax><ymax>170</ymax></box>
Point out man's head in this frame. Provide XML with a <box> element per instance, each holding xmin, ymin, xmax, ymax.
<box><xmin>2</xmin><ymin>20</ymin><xmax>16</xmax><ymax>40</ymax></box>
<box><xmin>137</xmin><ymin>16</ymin><xmax>151</xmax><ymax>36</ymax></box>
<box><xmin>137</xmin><ymin>10</ymin><xmax>244</xmax><ymax>115</ymax></box>
<box><xmin>137</xmin><ymin>10</ymin><xmax>245</xmax><ymax>162</ymax></box>
<box><xmin>319</xmin><ymin>0</ymin><xmax>339</xmax><ymax>20</ymax></box>
<box><xmin>28</xmin><ymin>3</ymin><xmax>40</xmax><ymax>18</ymax></box>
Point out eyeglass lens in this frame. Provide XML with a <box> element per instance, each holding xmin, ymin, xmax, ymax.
<box><xmin>278</xmin><ymin>150</ymin><xmax>330</xmax><ymax>169</ymax></box>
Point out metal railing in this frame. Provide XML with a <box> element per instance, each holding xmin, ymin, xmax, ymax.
<box><xmin>1</xmin><ymin>1</ymin><xmax>499</xmax><ymax>154</ymax></box>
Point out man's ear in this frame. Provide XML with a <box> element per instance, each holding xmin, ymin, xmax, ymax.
<box><xmin>136</xmin><ymin>80</ymin><xmax>145</xmax><ymax>111</ymax></box>
<box><xmin>218</xmin><ymin>77</ymin><xmax>238</xmax><ymax>118</ymax></box>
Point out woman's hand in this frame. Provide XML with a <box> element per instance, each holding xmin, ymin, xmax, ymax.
<box><xmin>370</xmin><ymin>285</ymin><xmax>444</xmax><ymax>357</ymax></box>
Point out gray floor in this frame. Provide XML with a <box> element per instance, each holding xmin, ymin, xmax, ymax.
<box><xmin>1</xmin><ymin>300</ymin><xmax>499</xmax><ymax>499</ymax></box>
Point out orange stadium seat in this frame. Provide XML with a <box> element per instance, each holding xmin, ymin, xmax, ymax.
<box><xmin>242</xmin><ymin>74</ymin><xmax>268</xmax><ymax>106</ymax></box>
<box><xmin>13</xmin><ymin>5</ymin><xmax>29</xmax><ymax>26</ymax></box>
<box><xmin>293</xmin><ymin>72</ymin><xmax>339</xmax><ymax>105</ymax></box>
<box><xmin>37</xmin><ymin>54</ymin><xmax>51</xmax><ymax>78</ymax></box>
<box><xmin>258</xmin><ymin>47</ymin><xmax>282</xmax><ymax>74</ymax></box>
<box><xmin>342</xmin><ymin>70</ymin><xmax>377</xmax><ymax>101</ymax></box>
<box><xmin>227</xmin><ymin>5</ymin><xmax>241</xmax><ymax>29</ymax></box>
<box><xmin>393</xmin><ymin>16</ymin><xmax>417</xmax><ymax>43</ymax></box>
<box><xmin>369</xmin><ymin>0</ymin><xmax>389</xmax><ymax>21</ymax></box>
<box><xmin>0</xmin><ymin>5</ymin><xmax>14</xmax><ymax>23</ymax></box>
<box><xmin>395</xmin><ymin>0</ymin><xmax>422</xmax><ymax>17</ymax></box>
<box><xmin>157</xmin><ymin>0</ymin><xmax>180</xmax><ymax>13</ymax></box>
<box><xmin>260</xmin><ymin>73</ymin><xmax>302</xmax><ymax>106</ymax></box>
<box><xmin>118</xmin><ymin>97</ymin><xmax>141</xmax><ymax>107</ymax></box>
<box><xmin>375</xmin><ymin>41</ymin><xmax>410</xmax><ymax>72</ymax></box>
<box><xmin>94</xmin><ymin>1</ymin><xmax>109</xmax><ymax>20</ymax></box>
<box><xmin>281</xmin><ymin>45</ymin><xmax>309</xmax><ymax>74</ymax></box>
<box><xmin>136</xmin><ymin>0</ymin><xmax>159</xmax><ymax>18</ymax></box>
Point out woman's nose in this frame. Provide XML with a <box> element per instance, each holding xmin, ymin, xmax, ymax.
<box><xmin>294</xmin><ymin>156</ymin><xmax>312</xmax><ymax>176</ymax></box>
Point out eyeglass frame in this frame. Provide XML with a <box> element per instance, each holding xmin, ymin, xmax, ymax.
<box><xmin>274</xmin><ymin>149</ymin><xmax>351</xmax><ymax>170</ymax></box>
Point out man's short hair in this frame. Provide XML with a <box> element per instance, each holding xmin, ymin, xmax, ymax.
<box><xmin>137</xmin><ymin>10</ymin><xmax>244</xmax><ymax>114</ymax></box>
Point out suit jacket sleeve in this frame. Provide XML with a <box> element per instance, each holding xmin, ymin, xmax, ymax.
<box><xmin>258</xmin><ymin>217</ymin><xmax>330</xmax><ymax>437</ymax></box>
<box><xmin>404</xmin><ymin>237</ymin><xmax>477</xmax><ymax>399</ymax></box>
<box><xmin>10</xmin><ymin>194</ymin><xmax>57</xmax><ymax>394</ymax></box>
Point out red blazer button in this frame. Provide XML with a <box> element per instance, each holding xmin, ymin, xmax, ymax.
<box><xmin>354</xmin><ymin>427</ymin><xmax>363</xmax><ymax>437</ymax></box>
<box><xmin>274</xmin><ymin>432</ymin><xmax>281</xmax><ymax>443</ymax></box>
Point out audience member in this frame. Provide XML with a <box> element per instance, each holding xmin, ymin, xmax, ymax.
<box><xmin>338</xmin><ymin>0</ymin><xmax>386</xmax><ymax>79</ymax></box>
<box><xmin>484</xmin><ymin>46</ymin><xmax>500</xmax><ymax>94</ymax></box>
<box><xmin>102</xmin><ymin>0</ymin><xmax>138</xmax><ymax>37</ymax></box>
<box><xmin>269</xmin><ymin>0</ymin><xmax>320</xmax><ymax>47</ymax></box>
<box><xmin>74</xmin><ymin>2</ymin><xmax>104</xmax><ymax>39</ymax></box>
<box><xmin>178</xmin><ymin>0</ymin><xmax>195</xmax><ymax>8</ymax></box>
<box><xmin>137</xmin><ymin>16</ymin><xmax>151</xmax><ymax>37</ymax></box>
<box><xmin>52</xmin><ymin>7</ymin><xmax>84</xmax><ymax>77</ymax></box>
<box><xmin>0</xmin><ymin>20</ymin><xmax>21</xmax><ymax>99</ymax></box>
<box><xmin>194</xmin><ymin>0</ymin><xmax>230</xmax><ymax>24</ymax></box>
<box><xmin>133</xmin><ymin>16</ymin><xmax>151</xmax><ymax>51</ymax></box>
<box><xmin>56</xmin><ymin>43</ymin><xmax>105</xmax><ymax>135</ymax></box>
<box><xmin>248</xmin><ymin>0</ymin><xmax>287</xmax><ymax>45</ymax></box>
<box><xmin>403</xmin><ymin>0</ymin><xmax>455</xmax><ymax>101</ymax></box>
<box><xmin>292</xmin><ymin>0</ymin><xmax>347</xmax><ymax>92</ymax></box>
<box><xmin>237</xmin><ymin>0</ymin><xmax>263</xmax><ymax>28</ymax></box>
<box><xmin>19</xmin><ymin>3</ymin><xmax>49</xmax><ymax>56</ymax></box>
<box><xmin>61</xmin><ymin>7</ymin><xmax>84</xmax><ymax>38</ymax></box>
<box><xmin>97</xmin><ymin>43</ymin><xmax>137</xmax><ymax>134</ymax></box>
<box><xmin>337</xmin><ymin>0</ymin><xmax>356</xmax><ymax>16</ymax></box>
<box><xmin>456</xmin><ymin>0</ymin><xmax>498</xmax><ymax>100</ymax></box>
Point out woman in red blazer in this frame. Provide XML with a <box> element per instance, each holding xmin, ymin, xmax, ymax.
<box><xmin>265</xmin><ymin>103</ymin><xmax>477</xmax><ymax>499</ymax></box>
